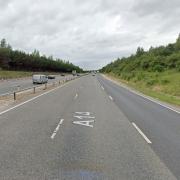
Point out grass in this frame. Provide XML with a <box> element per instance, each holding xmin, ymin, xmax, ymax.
<box><xmin>0</xmin><ymin>70</ymin><xmax>67</xmax><ymax>79</ymax></box>
<box><xmin>106</xmin><ymin>70</ymin><xmax>180</xmax><ymax>106</ymax></box>
<box><xmin>0</xmin><ymin>70</ymin><xmax>33</xmax><ymax>79</ymax></box>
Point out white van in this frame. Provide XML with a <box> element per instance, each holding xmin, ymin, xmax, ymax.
<box><xmin>32</xmin><ymin>74</ymin><xmax>48</xmax><ymax>84</ymax></box>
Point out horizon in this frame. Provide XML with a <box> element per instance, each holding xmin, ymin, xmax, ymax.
<box><xmin>1</xmin><ymin>0</ymin><xmax>180</xmax><ymax>70</ymax></box>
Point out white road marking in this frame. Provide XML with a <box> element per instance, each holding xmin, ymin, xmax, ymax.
<box><xmin>0</xmin><ymin>80</ymin><xmax>75</xmax><ymax>116</ymax></box>
<box><xmin>101</xmin><ymin>86</ymin><xmax>104</xmax><ymax>90</ymax></box>
<box><xmin>73</xmin><ymin>112</ymin><xmax>95</xmax><ymax>127</ymax></box>
<box><xmin>51</xmin><ymin>119</ymin><xmax>64</xmax><ymax>139</ymax></box>
<box><xmin>74</xmin><ymin>93</ymin><xmax>78</xmax><ymax>100</ymax></box>
<box><xmin>133</xmin><ymin>91</ymin><xmax>180</xmax><ymax>114</ymax></box>
<box><xmin>75</xmin><ymin>112</ymin><xmax>90</xmax><ymax>115</ymax></box>
<box><xmin>109</xmin><ymin>95</ymin><xmax>113</xmax><ymax>101</ymax></box>
<box><xmin>132</xmin><ymin>122</ymin><xmax>152</xmax><ymax>144</ymax></box>
<box><xmin>103</xmin><ymin>76</ymin><xmax>180</xmax><ymax>114</ymax></box>
<box><xmin>74</xmin><ymin>115</ymin><xmax>95</xmax><ymax>119</ymax></box>
<box><xmin>73</xmin><ymin>120</ymin><xmax>94</xmax><ymax>128</ymax></box>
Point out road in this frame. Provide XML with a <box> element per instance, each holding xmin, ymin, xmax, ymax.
<box><xmin>97</xmin><ymin>74</ymin><xmax>180</xmax><ymax>179</ymax></box>
<box><xmin>0</xmin><ymin>74</ymin><xmax>73</xmax><ymax>96</ymax></box>
<box><xmin>0</xmin><ymin>74</ymin><xmax>178</xmax><ymax>179</ymax></box>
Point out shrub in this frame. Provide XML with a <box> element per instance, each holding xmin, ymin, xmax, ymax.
<box><xmin>161</xmin><ymin>79</ymin><xmax>170</xmax><ymax>84</ymax></box>
<box><xmin>152</xmin><ymin>65</ymin><xmax>164</xmax><ymax>72</ymax></box>
<box><xmin>146</xmin><ymin>79</ymin><xmax>157</xmax><ymax>86</ymax></box>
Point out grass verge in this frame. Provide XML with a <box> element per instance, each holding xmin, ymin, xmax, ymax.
<box><xmin>105</xmin><ymin>71</ymin><xmax>180</xmax><ymax>107</ymax></box>
<box><xmin>0</xmin><ymin>70</ymin><xmax>33</xmax><ymax>79</ymax></box>
<box><xmin>0</xmin><ymin>70</ymin><xmax>68</xmax><ymax>80</ymax></box>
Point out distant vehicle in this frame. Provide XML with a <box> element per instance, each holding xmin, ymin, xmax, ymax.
<box><xmin>77</xmin><ymin>73</ymin><xmax>80</xmax><ymax>76</ymax></box>
<box><xmin>72</xmin><ymin>70</ymin><xmax>77</xmax><ymax>76</ymax></box>
<box><xmin>61</xmin><ymin>74</ymin><xmax>65</xmax><ymax>76</ymax></box>
<box><xmin>48</xmin><ymin>75</ymin><xmax>55</xmax><ymax>79</ymax></box>
<box><xmin>32</xmin><ymin>74</ymin><xmax>48</xmax><ymax>84</ymax></box>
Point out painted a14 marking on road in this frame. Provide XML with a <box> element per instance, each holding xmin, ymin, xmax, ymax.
<box><xmin>51</xmin><ymin>112</ymin><xmax>95</xmax><ymax>140</ymax></box>
<box><xmin>73</xmin><ymin>112</ymin><xmax>95</xmax><ymax>128</ymax></box>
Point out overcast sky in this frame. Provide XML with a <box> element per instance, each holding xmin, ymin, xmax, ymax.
<box><xmin>0</xmin><ymin>0</ymin><xmax>180</xmax><ymax>70</ymax></box>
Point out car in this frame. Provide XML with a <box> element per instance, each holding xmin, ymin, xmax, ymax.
<box><xmin>47</xmin><ymin>75</ymin><xmax>55</xmax><ymax>79</ymax></box>
<box><xmin>61</xmin><ymin>74</ymin><xmax>65</xmax><ymax>76</ymax></box>
<box><xmin>32</xmin><ymin>74</ymin><xmax>48</xmax><ymax>84</ymax></box>
<box><xmin>72</xmin><ymin>70</ymin><xmax>77</xmax><ymax>76</ymax></box>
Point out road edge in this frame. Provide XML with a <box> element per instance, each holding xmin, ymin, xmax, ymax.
<box><xmin>101</xmin><ymin>74</ymin><xmax>180</xmax><ymax>114</ymax></box>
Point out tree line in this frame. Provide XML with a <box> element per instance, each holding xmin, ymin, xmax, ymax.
<box><xmin>0</xmin><ymin>39</ymin><xmax>83</xmax><ymax>73</ymax></box>
<box><xmin>101</xmin><ymin>34</ymin><xmax>180</xmax><ymax>75</ymax></box>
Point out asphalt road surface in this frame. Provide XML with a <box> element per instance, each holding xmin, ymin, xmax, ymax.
<box><xmin>0</xmin><ymin>74</ymin><xmax>178</xmax><ymax>179</ymax></box>
<box><xmin>0</xmin><ymin>74</ymin><xmax>73</xmax><ymax>96</ymax></box>
<box><xmin>97</xmin><ymin>74</ymin><xmax>180</xmax><ymax>179</ymax></box>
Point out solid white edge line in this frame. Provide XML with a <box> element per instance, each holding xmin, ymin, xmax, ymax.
<box><xmin>109</xmin><ymin>95</ymin><xmax>113</xmax><ymax>101</ymax></box>
<box><xmin>132</xmin><ymin>122</ymin><xmax>152</xmax><ymax>144</ymax></box>
<box><xmin>0</xmin><ymin>80</ymin><xmax>74</xmax><ymax>116</ymax></box>
<box><xmin>51</xmin><ymin>119</ymin><xmax>64</xmax><ymax>139</ymax></box>
<box><xmin>133</xmin><ymin>91</ymin><xmax>180</xmax><ymax>114</ymax></box>
<box><xmin>103</xmin><ymin>76</ymin><xmax>180</xmax><ymax>114</ymax></box>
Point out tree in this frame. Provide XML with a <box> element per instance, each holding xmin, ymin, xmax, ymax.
<box><xmin>175</xmin><ymin>33</ymin><xmax>180</xmax><ymax>50</ymax></box>
<box><xmin>0</xmin><ymin>38</ymin><xmax>7</xmax><ymax>48</ymax></box>
<box><xmin>136</xmin><ymin>47</ymin><xmax>144</xmax><ymax>57</ymax></box>
<box><xmin>32</xmin><ymin>49</ymin><xmax>40</xmax><ymax>57</ymax></box>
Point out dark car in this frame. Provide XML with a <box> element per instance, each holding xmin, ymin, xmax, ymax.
<box><xmin>48</xmin><ymin>75</ymin><xmax>56</xmax><ymax>79</ymax></box>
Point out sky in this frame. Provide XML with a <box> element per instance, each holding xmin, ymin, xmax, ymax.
<box><xmin>0</xmin><ymin>0</ymin><xmax>180</xmax><ymax>70</ymax></box>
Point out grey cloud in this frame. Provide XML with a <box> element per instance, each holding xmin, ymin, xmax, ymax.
<box><xmin>0</xmin><ymin>0</ymin><xmax>179</xmax><ymax>70</ymax></box>
<box><xmin>132</xmin><ymin>0</ymin><xmax>180</xmax><ymax>17</ymax></box>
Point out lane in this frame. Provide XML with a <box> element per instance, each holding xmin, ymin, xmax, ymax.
<box><xmin>0</xmin><ymin>74</ymin><xmax>73</xmax><ymax>96</ymax></box>
<box><xmin>0</xmin><ymin>76</ymin><xmax>81</xmax><ymax>179</ymax></box>
<box><xmin>97</xmin><ymin>74</ymin><xmax>180</xmax><ymax>179</ymax></box>
<box><xmin>0</xmin><ymin>75</ymin><xmax>176</xmax><ymax>179</ymax></box>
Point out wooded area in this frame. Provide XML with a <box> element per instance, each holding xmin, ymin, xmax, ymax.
<box><xmin>101</xmin><ymin>35</ymin><xmax>180</xmax><ymax>105</ymax></box>
<box><xmin>101</xmin><ymin>34</ymin><xmax>180</xmax><ymax>75</ymax></box>
<box><xmin>0</xmin><ymin>39</ymin><xmax>83</xmax><ymax>73</ymax></box>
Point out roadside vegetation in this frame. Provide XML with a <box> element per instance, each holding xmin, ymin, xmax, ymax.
<box><xmin>0</xmin><ymin>70</ymin><xmax>33</xmax><ymax>79</ymax></box>
<box><xmin>0</xmin><ymin>70</ymin><xmax>66</xmax><ymax>79</ymax></box>
<box><xmin>101</xmin><ymin>35</ymin><xmax>180</xmax><ymax>106</ymax></box>
<box><xmin>0</xmin><ymin>38</ymin><xmax>83</xmax><ymax>76</ymax></box>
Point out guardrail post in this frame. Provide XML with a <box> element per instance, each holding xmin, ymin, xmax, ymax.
<box><xmin>14</xmin><ymin>92</ymin><xmax>16</xmax><ymax>100</ymax></box>
<box><xmin>45</xmin><ymin>83</ymin><xmax>47</xmax><ymax>90</ymax></box>
<box><xmin>33</xmin><ymin>87</ymin><xmax>36</xmax><ymax>94</ymax></box>
<box><xmin>59</xmin><ymin>80</ymin><xmax>60</xmax><ymax>85</ymax></box>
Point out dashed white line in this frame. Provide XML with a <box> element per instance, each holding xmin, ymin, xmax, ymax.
<box><xmin>101</xmin><ymin>86</ymin><xmax>104</xmax><ymax>90</ymax></box>
<box><xmin>103</xmin><ymin>76</ymin><xmax>180</xmax><ymax>114</ymax></box>
<box><xmin>74</xmin><ymin>93</ymin><xmax>78</xmax><ymax>100</ymax></box>
<box><xmin>51</xmin><ymin>119</ymin><xmax>64</xmax><ymax>139</ymax></box>
<box><xmin>109</xmin><ymin>95</ymin><xmax>113</xmax><ymax>101</ymax></box>
<box><xmin>132</xmin><ymin>122</ymin><xmax>152</xmax><ymax>144</ymax></box>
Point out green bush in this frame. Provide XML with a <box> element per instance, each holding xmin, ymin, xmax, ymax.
<box><xmin>161</xmin><ymin>79</ymin><xmax>170</xmax><ymax>84</ymax></box>
<box><xmin>152</xmin><ymin>65</ymin><xmax>164</xmax><ymax>72</ymax></box>
<box><xmin>146</xmin><ymin>79</ymin><xmax>158</xmax><ymax>86</ymax></box>
<box><xmin>101</xmin><ymin>34</ymin><xmax>180</xmax><ymax>74</ymax></box>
